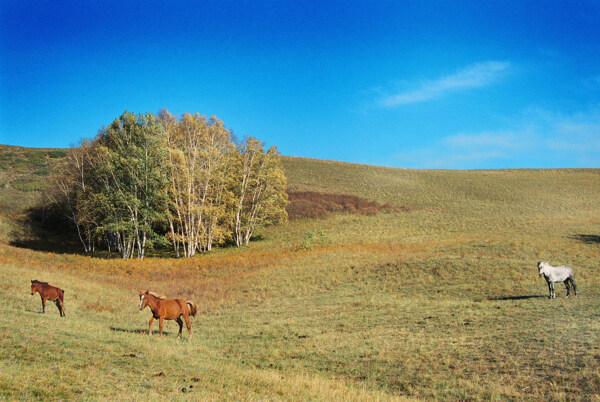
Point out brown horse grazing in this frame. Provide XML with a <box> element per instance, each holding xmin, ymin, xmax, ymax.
<box><xmin>138</xmin><ymin>290</ymin><xmax>197</xmax><ymax>338</ymax></box>
<box><xmin>31</xmin><ymin>280</ymin><xmax>65</xmax><ymax>317</ymax></box>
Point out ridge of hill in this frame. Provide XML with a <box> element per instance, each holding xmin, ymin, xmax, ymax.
<box><xmin>2</xmin><ymin>144</ymin><xmax>598</xmax><ymax>247</ymax></box>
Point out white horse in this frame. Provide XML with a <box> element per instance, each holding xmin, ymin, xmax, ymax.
<box><xmin>537</xmin><ymin>261</ymin><xmax>577</xmax><ymax>299</ymax></box>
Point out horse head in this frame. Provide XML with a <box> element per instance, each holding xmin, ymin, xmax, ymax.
<box><xmin>139</xmin><ymin>290</ymin><xmax>150</xmax><ymax>311</ymax></box>
<box><xmin>31</xmin><ymin>280</ymin><xmax>38</xmax><ymax>295</ymax></box>
<box><xmin>537</xmin><ymin>261</ymin><xmax>547</xmax><ymax>277</ymax></box>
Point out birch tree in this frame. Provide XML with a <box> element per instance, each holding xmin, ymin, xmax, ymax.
<box><xmin>49</xmin><ymin>109</ymin><xmax>288</xmax><ymax>257</ymax></box>
<box><xmin>90</xmin><ymin>112</ymin><xmax>170</xmax><ymax>259</ymax></box>
<box><xmin>47</xmin><ymin>140</ymin><xmax>97</xmax><ymax>252</ymax></box>
<box><xmin>159</xmin><ymin>111</ymin><xmax>236</xmax><ymax>257</ymax></box>
<box><xmin>233</xmin><ymin>138</ymin><xmax>288</xmax><ymax>247</ymax></box>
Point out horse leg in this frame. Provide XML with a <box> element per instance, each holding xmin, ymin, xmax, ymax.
<box><xmin>176</xmin><ymin>317</ymin><xmax>183</xmax><ymax>338</ymax></box>
<box><xmin>183</xmin><ymin>313</ymin><xmax>192</xmax><ymax>339</ymax></box>
<box><xmin>550</xmin><ymin>282</ymin><xmax>555</xmax><ymax>299</ymax></box>
<box><xmin>564</xmin><ymin>280</ymin><xmax>571</xmax><ymax>298</ymax></box>
<box><xmin>570</xmin><ymin>278</ymin><xmax>578</xmax><ymax>298</ymax></box>
<box><xmin>546</xmin><ymin>281</ymin><xmax>552</xmax><ymax>299</ymax></box>
<box><xmin>148</xmin><ymin>317</ymin><xmax>155</xmax><ymax>335</ymax></box>
<box><xmin>159</xmin><ymin>318</ymin><xmax>164</xmax><ymax>338</ymax></box>
<box><xmin>59</xmin><ymin>294</ymin><xmax>65</xmax><ymax>317</ymax></box>
<box><xmin>54</xmin><ymin>300</ymin><xmax>62</xmax><ymax>315</ymax></box>
<box><xmin>41</xmin><ymin>297</ymin><xmax>47</xmax><ymax>313</ymax></box>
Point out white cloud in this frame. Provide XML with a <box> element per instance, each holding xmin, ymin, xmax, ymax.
<box><xmin>380</xmin><ymin>61</ymin><xmax>510</xmax><ymax>107</ymax></box>
<box><xmin>393</xmin><ymin>108</ymin><xmax>600</xmax><ymax>169</ymax></box>
<box><xmin>445</xmin><ymin>131</ymin><xmax>533</xmax><ymax>150</ymax></box>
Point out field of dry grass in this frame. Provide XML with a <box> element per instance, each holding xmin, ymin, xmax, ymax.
<box><xmin>0</xmin><ymin>146</ymin><xmax>599</xmax><ymax>399</ymax></box>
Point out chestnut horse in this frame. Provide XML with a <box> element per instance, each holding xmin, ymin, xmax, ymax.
<box><xmin>30</xmin><ymin>280</ymin><xmax>65</xmax><ymax>316</ymax></box>
<box><xmin>138</xmin><ymin>290</ymin><xmax>197</xmax><ymax>338</ymax></box>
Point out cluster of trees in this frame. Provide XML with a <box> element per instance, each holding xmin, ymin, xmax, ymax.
<box><xmin>49</xmin><ymin>110</ymin><xmax>287</xmax><ymax>259</ymax></box>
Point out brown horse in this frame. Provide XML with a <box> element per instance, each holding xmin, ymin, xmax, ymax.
<box><xmin>30</xmin><ymin>280</ymin><xmax>65</xmax><ymax>316</ymax></box>
<box><xmin>138</xmin><ymin>290</ymin><xmax>197</xmax><ymax>338</ymax></box>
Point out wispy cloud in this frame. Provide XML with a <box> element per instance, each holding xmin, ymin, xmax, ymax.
<box><xmin>380</xmin><ymin>61</ymin><xmax>510</xmax><ymax>107</ymax></box>
<box><xmin>393</xmin><ymin>108</ymin><xmax>600</xmax><ymax>169</ymax></box>
<box><xmin>445</xmin><ymin>131</ymin><xmax>533</xmax><ymax>150</ymax></box>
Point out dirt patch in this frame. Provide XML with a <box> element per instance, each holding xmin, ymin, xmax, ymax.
<box><xmin>287</xmin><ymin>191</ymin><xmax>407</xmax><ymax>220</ymax></box>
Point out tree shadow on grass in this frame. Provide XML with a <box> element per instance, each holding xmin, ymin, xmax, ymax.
<box><xmin>9</xmin><ymin>204</ymin><xmax>87</xmax><ymax>254</ymax></box>
<box><xmin>10</xmin><ymin>204</ymin><xmax>244</xmax><ymax>258</ymax></box>
<box><xmin>569</xmin><ymin>234</ymin><xmax>600</xmax><ymax>245</ymax></box>
<box><xmin>486</xmin><ymin>295</ymin><xmax>546</xmax><ymax>301</ymax></box>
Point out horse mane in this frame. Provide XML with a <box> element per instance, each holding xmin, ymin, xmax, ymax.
<box><xmin>147</xmin><ymin>291</ymin><xmax>167</xmax><ymax>300</ymax></box>
<box><xmin>31</xmin><ymin>280</ymin><xmax>48</xmax><ymax>285</ymax></box>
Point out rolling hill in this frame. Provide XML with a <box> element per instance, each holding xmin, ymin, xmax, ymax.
<box><xmin>1</xmin><ymin>144</ymin><xmax>599</xmax><ymax>399</ymax></box>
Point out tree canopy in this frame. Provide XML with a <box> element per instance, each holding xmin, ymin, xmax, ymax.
<box><xmin>51</xmin><ymin>110</ymin><xmax>288</xmax><ymax>259</ymax></box>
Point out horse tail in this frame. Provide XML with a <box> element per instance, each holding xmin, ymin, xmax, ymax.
<box><xmin>186</xmin><ymin>301</ymin><xmax>197</xmax><ymax>317</ymax></box>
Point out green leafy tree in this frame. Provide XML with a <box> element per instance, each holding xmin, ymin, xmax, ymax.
<box><xmin>233</xmin><ymin>138</ymin><xmax>288</xmax><ymax>247</ymax></box>
<box><xmin>89</xmin><ymin>111</ymin><xmax>170</xmax><ymax>259</ymax></box>
<box><xmin>50</xmin><ymin>110</ymin><xmax>288</xmax><ymax>258</ymax></box>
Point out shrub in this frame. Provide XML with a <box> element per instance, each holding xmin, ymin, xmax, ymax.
<box><xmin>47</xmin><ymin>150</ymin><xmax>67</xmax><ymax>159</ymax></box>
<box><xmin>34</xmin><ymin>168</ymin><xmax>51</xmax><ymax>176</ymax></box>
<box><xmin>302</xmin><ymin>230</ymin><xmax>315</xmax><ymax>251</ymax></box>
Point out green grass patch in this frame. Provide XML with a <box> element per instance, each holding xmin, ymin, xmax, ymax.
<box><xmin>33</xmin><ymin>167</ymin><xmax>51</xmax><ymax>176</ymax></box>
<box><xmin>11</xmin><ymin>177</ymin><xmax>49</xmax><ymax>192</ymax></box>
<box><xmin>24</xmin><ymin>150</ymin><xmax>47</xmax><ymax>166</ymax></box>
<box><xmin>47</xmin><ymin>150</ymin><xmax>67</xmax><ymax>159</ymax></box>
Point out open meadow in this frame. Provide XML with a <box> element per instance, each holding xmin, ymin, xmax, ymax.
<box><xmin>1</xmin><ymin>146</ymin><xmax>599</xmax><ymax>399</ymax></box>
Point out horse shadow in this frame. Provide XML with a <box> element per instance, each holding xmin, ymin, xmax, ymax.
<box><xmin>27</xmin><ymin>309</ymin><xmax>59</xmax><ymax>315</ymax></box>
<box><xmin>486</xmin><ymin>295</ymin><xmax>546</xmax><ymax>301</ymax></box>
<box><xmin>24</xmin><ymin>305</ymin><xmax>62</xmax><ymax>315</ymax></box>
<box><xmin>569</xmin><ymin>234</ymin><xmax>600</xmax><ymax>244</ymax></box>
<box><xmin>109</xmin><ymin>326</ymin><xmax>172</xmax><ymax>336</ymax></box>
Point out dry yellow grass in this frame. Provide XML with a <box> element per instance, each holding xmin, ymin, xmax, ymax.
<box><xmin>0</xmin><ymin>149</ymin><xmax>599</xmax><ymax>399</ymax></box>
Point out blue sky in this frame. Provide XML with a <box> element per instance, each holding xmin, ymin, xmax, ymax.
<box><xmin>1</xmin><ymin>0</ymin><xmax>599</xmax><ymax>169</ymax></box>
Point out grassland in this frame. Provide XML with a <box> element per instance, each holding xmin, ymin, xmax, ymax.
<box><xmin>0</xmin><ymin>145</ymin><xmax>67</xmax><ymax>245</ymax></box>
<box><xmin>1</xmin><ymin>146</ymin><xmax>599</xmax><ymax>400</ymax></box>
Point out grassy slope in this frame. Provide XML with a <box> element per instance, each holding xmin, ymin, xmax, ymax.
<box><xmin>0</xmin><ymin>145</ymin><xmax>67</xmax><ymax>244</ymax></box>
<box><xmin>0</xmin><ymin>148</ymin><xmax>599</xmax><ymax>399</ymax></box>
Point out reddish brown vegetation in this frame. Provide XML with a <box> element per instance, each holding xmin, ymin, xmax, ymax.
<box><xmin>287</xmin><ymin>191</ymin><xmax>405</xmax><ymax>220</ymax></box>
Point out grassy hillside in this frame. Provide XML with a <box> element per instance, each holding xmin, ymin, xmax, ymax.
<box><xmin>1</xmin><ymin>146</ymin><xmax>599</xmax><ymax>399</ymax></box>
<box><xmin>0</xmin><ymin>145</ymin><xmax>67</xmax><ymax>244</ymax></box>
